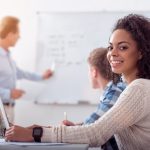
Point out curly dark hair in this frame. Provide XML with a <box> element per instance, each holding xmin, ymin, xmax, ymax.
<box><xmin>112</xmin><ymin>14</ymin><xmax>150</xmax><ymax>79</ymax></box>
<box><xmin>88</xmin><ymin>47</ymin><xmax>120</xmax><ymax>84</ymax></box>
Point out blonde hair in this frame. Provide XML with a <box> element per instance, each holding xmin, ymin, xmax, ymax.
<box><xmin>88</xmin><ymin>47</ymin><xmax>112</xmax><ymax>80</ymax></box>
<box><xmin>0</xmin><ymin>16</ymin><xmax>19</xmax><ymax>39</ymax></box>
<box><xmin>88</xmin><ymin>47</ymin><xmax>120</xmax><ymax>84</ymax></box>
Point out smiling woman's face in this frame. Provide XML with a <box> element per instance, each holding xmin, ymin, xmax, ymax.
<box><xmin>107</xmin><ymin>29</ymin><xmax>142</xmax><ymax>80</ymax></box>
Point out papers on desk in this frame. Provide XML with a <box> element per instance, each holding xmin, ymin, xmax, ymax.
<box><xmin>0</xmin><ymin>139</ymin><xmax>67</xmax><ymax>146</ymax></box>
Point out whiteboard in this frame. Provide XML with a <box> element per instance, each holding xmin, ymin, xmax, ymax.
<box><xmin>34</xmin><ymin>11</ymin><xmax>150</xmax><ymax>104</ymax></box>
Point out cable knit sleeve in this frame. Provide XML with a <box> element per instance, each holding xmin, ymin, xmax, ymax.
<box><xmin>41</xmin><ymin>79</ymin><xmax>147</xmax><ymax>147</ymax></box>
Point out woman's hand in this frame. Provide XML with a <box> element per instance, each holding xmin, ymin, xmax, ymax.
<box><xmin>5</xmin><ymin>125</ymin><xmax>34</xmax><ymax>142</ymax></box>
<box><xmin>26</xmin><ymin>124</ymin><xmax>42</xmax><ymax>129</ymax></box>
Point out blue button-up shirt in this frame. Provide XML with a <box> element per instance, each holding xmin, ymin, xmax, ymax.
<box><xmin>0</xmin><ymin>48</ymin><xmax>43</xmax><ymax>104</ymax></box>
<box><xmin>84</xmin><ymin>81</ymin><xmax>126</xmax><ymax>124</ymax></box>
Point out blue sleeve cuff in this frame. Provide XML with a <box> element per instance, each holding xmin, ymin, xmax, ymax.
<box><xmin>0</xmin><ymin>88</ymin><xmax>11</xmax><ymax>103</ymax></box>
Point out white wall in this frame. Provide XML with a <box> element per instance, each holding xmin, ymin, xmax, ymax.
<box><xmin>0</xmin><ymin>0</ymin><xmax>150</xmax><ymax>126</ymax></box>
<box><xmin>0</xmin><ymin>0</ymin><xmax>150</xmax><ymax>70</ymax></box>
<box><xmin>15</xmin><ymin>101</ymin><xmax>96</xmax><ymax>126</ymax></box>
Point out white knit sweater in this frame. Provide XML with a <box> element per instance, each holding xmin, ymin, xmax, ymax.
<box><xmin>41</xmin><ymin>79</ymin><xmax>150</xmax><ymax>150</ymax></box>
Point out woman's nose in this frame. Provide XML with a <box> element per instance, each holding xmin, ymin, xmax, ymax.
<box><xmin>110</xmin><ymin>48</ymin><xmax>118</xmax><ymax>56</ymax></box>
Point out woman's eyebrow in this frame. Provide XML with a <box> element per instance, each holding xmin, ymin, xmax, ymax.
<box><xmin>109</xmin><ymin>41</ymin><xmax>130</xmax><ymax>45</ymax></box>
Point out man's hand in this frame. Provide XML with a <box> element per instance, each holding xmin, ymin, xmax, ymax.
<box><xmin>5</xmin><ymin>125</ymin><xmax>33</xmax><ymax>142</ymax></box>
<box><xmin>11</xmin><ymin>89</ymin><xmax>25</xmax><ymax>99</ymax></box>
<box><xmin>62</xmin><ymin>120</ymin><xmax>83</xmax><ymax>126</ymax></box>
<box><xmin>42</xmin><ymin>69</ymin><xmax>53</xmax><ymax>80</ymax></box>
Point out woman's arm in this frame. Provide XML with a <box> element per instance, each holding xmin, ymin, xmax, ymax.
<box><xmin>5</xmin><ymin>80</ymin><xmax>148</xmax><ymax>146</ymax></box>
<box><xmin>42</xmin><ymin>80</ymin><xmax>147</xmax><ymax>146</ymax></box>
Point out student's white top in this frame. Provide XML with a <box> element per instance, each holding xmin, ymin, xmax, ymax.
<box><xmin>41</xmin><ymin>79</ymin><xmax>150</xmax><ymax>150</ymax></box>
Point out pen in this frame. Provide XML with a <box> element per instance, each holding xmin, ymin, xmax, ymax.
<box><xmin>51</xmin><ymin>62</ymin><xmax>55</xmax><ymax>72</ymax></box>
<box><xmin>64</xmin><ymin>112</ymin><xmax>67</xmax><ymax>120</ymax></box>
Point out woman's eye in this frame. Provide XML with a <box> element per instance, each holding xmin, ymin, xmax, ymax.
<box><xmin>108</xmin><ymin>46</ymin><xmax>113</xmax><ymax>51</ymax></box>
<box><xmin>119</xmin><ymin>46</ymin><xmax>128</xmax><ymax>50</ymax></box>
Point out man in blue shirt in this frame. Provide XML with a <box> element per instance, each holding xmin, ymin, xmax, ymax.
<box><xmin>62</xmin><ymin>47</ymin><xmax>126</xmax><ymax>149</ymax></box>
<box><xmin>0</xmin><ymin>16</ymin><xmax>53</xmax><ymax>122</ymax></box>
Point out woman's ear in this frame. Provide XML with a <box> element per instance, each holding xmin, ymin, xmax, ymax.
<box><xmin>138</xmin><ymin>51</ymin><xmax>142</xmax><ymax>60</ymax></box>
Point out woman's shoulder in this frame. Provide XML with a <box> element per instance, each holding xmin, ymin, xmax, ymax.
<box><xmin>127</xmin><ymin>79</ymin><xmax>150</xmax><ymax>93</ymax></box>
<box><xmin>117</xmin><ymin>79</ymin><xmax>150</xmax><ymax>106</ymax></box>
<box><xmin>130</xmin><ymin>78</ymin><xmax>150</xmax><ymax>86</ymax></box>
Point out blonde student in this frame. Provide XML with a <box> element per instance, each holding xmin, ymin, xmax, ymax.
<box><xmin>0</xmin><ymin>16</ymin><xmax>53</xmax><ymax>122</ymax></box>
<box><xmin>5</xmin><ymin>14</ymin><xmax>150</xmax><ymax>150</ymax></box>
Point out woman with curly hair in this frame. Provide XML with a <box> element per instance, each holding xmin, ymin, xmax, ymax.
<box><xmin>5</xmin><ymin>14</ymin><xmax>150</xmax><ymax>150</ymax></box>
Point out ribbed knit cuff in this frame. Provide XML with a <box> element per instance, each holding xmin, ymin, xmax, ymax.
<box><xmin>41</xmin><ymin>126</ymin><xmax>64</xmax><ymax>143</ymax></box>
<box><xmin>41</xmin><ymin>127</ymin><xmax>56</xmax><ymax>142</ymax></box>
